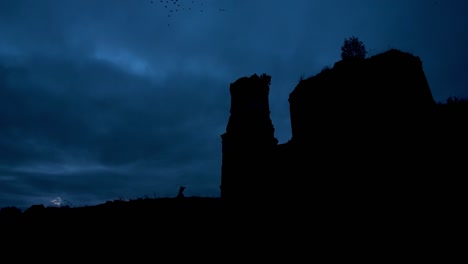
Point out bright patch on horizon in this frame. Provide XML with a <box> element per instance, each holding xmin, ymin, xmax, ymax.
<box><xmin>50</xmin><ymin>197</ymin><xmax>63</xmax><ymax>207</ymax></box>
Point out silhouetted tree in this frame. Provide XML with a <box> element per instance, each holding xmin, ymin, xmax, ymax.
<box><xmin>341</xmin><ymin>36</ymin><xmax>367</xmax><ymax>60</ymax></box>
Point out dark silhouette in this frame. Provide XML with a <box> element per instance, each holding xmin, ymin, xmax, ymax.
<box><xmin>341</xmin><ymin>36</ymin><xmax>367</xmax><ymax>60</ymax></box>
<box><xmin>0</xmin><ymin>206</ymin><xmax>22</xmax><ymax>225</ymax></box>
<box><xmin>220</xmin><ymin>73</ymin><xmax>278</xmax><ymax>207</ymax></box>
<box><xmin>219</xmin><ymin>48</ymin><xmax>465</xmax><ymax>225</ymax></box>
<box><xmin>1</xmin><ymin>47</ymin><xmax>465</xmax><ymax>250</ymax></box>
<box><xmin>176</xmin><ymin>186</ymin><xmax>186</xmax><ymax>198</ymax></box>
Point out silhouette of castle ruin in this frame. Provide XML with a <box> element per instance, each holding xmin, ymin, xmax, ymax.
<box><xmin>220</xmin><ymin>49</ymin><xmax>439</xmax><ymax>208</ymax></box>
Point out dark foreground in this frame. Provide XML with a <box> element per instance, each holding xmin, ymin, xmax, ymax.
<box><xmin>0</xmin><ymin>195</ymin><xmax>463</xmax><ymax>261</ymax></box>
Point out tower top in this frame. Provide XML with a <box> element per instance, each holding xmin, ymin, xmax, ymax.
<box><xmin>230</xmin><ymin>73</ymin><xmax>271</xmax><ymax>97</ymax></box>
<box><xmin>223</xmin><ymin>73</ymin><xmax>277</xmax><ymax>144</ymax></box>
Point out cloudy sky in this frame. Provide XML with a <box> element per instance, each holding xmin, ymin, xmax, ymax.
<box><xmin>1</xmin><ymin>0</ymin><xmax>467</xmax><ymax>209</ymax></box>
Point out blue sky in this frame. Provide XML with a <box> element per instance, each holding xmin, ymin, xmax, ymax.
<box><xmin>1</xmin><ymin>0</ymin><xmax>467</xmax><ymax>209</ymax></box>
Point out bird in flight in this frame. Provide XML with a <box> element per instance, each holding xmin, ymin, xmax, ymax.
<box><xmin>149</xmin><ymin>0</ymin><xmax>227</xmax><ymax>26</ymax></box>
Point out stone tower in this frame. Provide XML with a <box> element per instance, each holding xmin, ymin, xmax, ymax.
<box><xmin>220</xmin><ymin>73</ymin><xmax>278</xmax><ymax>202</ymax></box>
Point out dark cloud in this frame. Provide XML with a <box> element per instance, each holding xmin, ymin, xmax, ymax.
<box><xmin>0</xmin><ymin>0</ymin><xmax>467</xmax><ymax>209</ymax></box>
<box><xmin>0</xmin><ymin>52</ymin><xmax>226</xmax><ymax>208</ymax></box>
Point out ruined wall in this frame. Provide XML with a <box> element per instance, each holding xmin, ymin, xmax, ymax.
<box><xmin>221</xmin><ymin>49</ymin><xmax>438</xmax><ymax>206</ymax></box>
<box><xmin>289</xmin><ymin>49</ymin><xmax>435</xmax><ymax>145</ymax></box>
<box><xmin>287</xmin><ymin>49</ymin><xmax>437</xmax><ymax>201</ymax></box>
<box><xmin>220</xmin><ymin>74</ymin><xmax>278</xmax><ymax>202</ymax></box>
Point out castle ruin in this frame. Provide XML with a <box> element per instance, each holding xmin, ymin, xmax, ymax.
<box><xmin>220</xmin><ymin>49</ymin><xmax>438</xmax><ymax>208</ymax></box>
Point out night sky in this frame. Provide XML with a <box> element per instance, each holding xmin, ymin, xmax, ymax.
<box><xmin>1</xmin><ymin>0</ymin><xmax>467</xmax><ymax>209</ymax></box>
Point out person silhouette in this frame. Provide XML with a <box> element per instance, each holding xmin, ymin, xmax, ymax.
<box><xmin>176</xmin><ymin>186</ymin><xmax>186</xmax><ymax>198</ymax></box>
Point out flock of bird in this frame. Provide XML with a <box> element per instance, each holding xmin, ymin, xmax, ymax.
<box><xmin>149</xmin><ymin>0</ymin><xmax>226</xmax><ymax>26</ymax></box>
